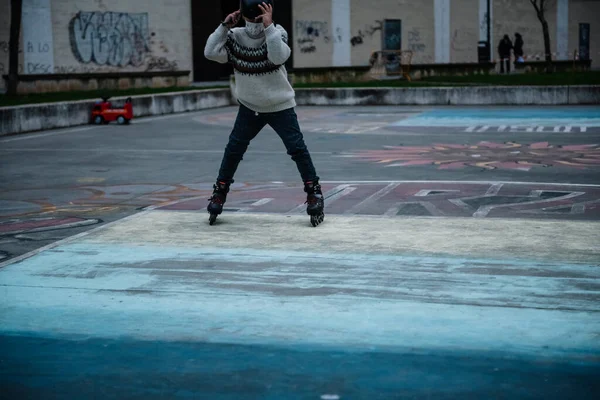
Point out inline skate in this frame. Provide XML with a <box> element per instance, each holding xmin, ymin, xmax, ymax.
<box><xmin>304</xmin><ymin>181</ymin><xmax>325</xmax><ymax>227</ymax></box>
<box><xmin>207</xmin><ymin>181</ymin><xmax>230</xmax><ymax>225</ymax></box>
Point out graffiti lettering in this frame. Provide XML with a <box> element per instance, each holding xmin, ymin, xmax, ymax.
<box><xmin>295</xmin><ymin>20</ymin><xmax>329</xmax><ymax>53</ymax></box>
<box><xmin>0</xmin><ymin>41</ymin><xmax>24</xmax><ymax>54</ymax></box>
<box><xmin>27</xmin><ymin>63</ymin><xmax>53</xmax><ymax>74</ymax></box>
<box><xmin>408</xmin><ymin>29</ymin><xmax>426</xmax><ymax>53</ymax></box>
<box><xmin>295</xmin><ymin>20</ymin><xmax>329</xmax><ymax>39</ymax></box>
<box><xmin>26</xmin><ymin>41</ymin><xmax>51</xmax><ymax>53</ymax></box>
<box><xmin>54</xmin><ymin>65</ymin><xmax>113</xmax><ymax>74</ymax></box>
<box><xmin>69</xmin><ymin>11</ymin><xmax>151</xmax><ymax>67</ymax></box>
<box><xmin>350</xmin><ymin>21</ymin><xmax>382</xmax><ymax>46</ymax></box>
<box><xmin>145</xmin><ymin>56</ymin><xmax>178</xmax><ymax>71</ymax></box>
<box><xmin>351</xmin><ymin>36</ymin><xmax>363</xmax><ymax>46</ymax></box>
<box><xmin>300</xmin><ymin>45</ymin><xmax>316</xmax><ymax>53</ymax></box>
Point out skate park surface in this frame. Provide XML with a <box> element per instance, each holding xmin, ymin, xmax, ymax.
<box><xmin>1</xmin><ymin>105</ymin><xmax>599</xmax><ymax>398</ymax></box>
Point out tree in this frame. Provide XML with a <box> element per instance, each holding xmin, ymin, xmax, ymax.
<box><xmin>529</xmin><ymin>0</ymin><xmax>553</xmax><ymax>71</ymax></box>
<box><xmin>7</xmin><ymin>0</ymin><xmax>23</xmax><ymax>96</ymax></box>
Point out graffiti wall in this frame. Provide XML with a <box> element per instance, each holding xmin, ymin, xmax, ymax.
<box><xmin>51</xmin><ymin>0</ymin><xmax>189</xmax><ymax>74</ymax></box>
<box><xmin>69</xmin><ymin>11</ymin><xmax>151</xmax><ymax>67</ymax></box>
<box><xmin>349</xmin><ymin>0</ymin><xmax>435</xmax><ymax>65</ymax></box>
<box><xmin>0</xmin><ymin>0</ymin><xmax>191</xmax><ymax>91</ymax></box>
<box><xmin>292</xmin><ymin>1</ymin><xmax>334</xmax><ymax>68</ymax></box>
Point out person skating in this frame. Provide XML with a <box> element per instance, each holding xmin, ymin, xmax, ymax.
<box><xmin>204</xmin><ymin>0</ymin><xmax>324</xmax><ymax>227</ymax></box>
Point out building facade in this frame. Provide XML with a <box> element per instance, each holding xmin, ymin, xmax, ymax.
<box><xmin>292</xmin><ymin>0</ymin><xmax>599</xmax><ymax>67</ymax></box>
<box><xmin>0</xmin><ymin>0</ymin><xmax>598</xmax><ymax>92</ymax></box>
<box><xmin>0</xmin><ymin>0</ymin><xmax>194</xmax><ymax>92</ymax></box>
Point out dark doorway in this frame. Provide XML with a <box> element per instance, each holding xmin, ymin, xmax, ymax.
<box><xmin>579</xmin><ymin>23</ymin><xmax>590</xmax><ymax>61</ymax></box>
<box><xmin>192</xmin><ymin>0</ymin><xmax>294</xmax><ymax>82</ymax></box>
<box><xmin>191</xmin><ymin>1</ymin><xmax>227</xmax><ymax>82</ymax></box>
<box><xmin>273</xmin><ymin>0</ymin><xmax>294</xmax><ymax>70</ymax></box>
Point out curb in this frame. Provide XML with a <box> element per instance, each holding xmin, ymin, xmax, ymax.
<box><xmin>0</xmin><ymin>89</ymin><xmax>233</xmax><ymax>136</ymax></box>
<box><xmin>295</xmin><ymin>85</ymin><xmax>600</xmax><ymax>106</ymax></box>
<box><xmin>2</xmin><ymin>85</ymin><xmax>599</xmax><ymax>136</ymax></box>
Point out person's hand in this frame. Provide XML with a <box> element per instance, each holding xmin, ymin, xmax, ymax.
<box><xmin>258</xmin><ymin>2</ymin><xmax>273</xmax><ymax>27</ymax></box>
<box><xmin>224</xmin><ymin>10</ymin><xmax>241</xmax><ymax>28</ymax></box>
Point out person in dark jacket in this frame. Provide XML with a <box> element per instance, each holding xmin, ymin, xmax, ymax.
<box><xmin>498</xmin><ymin>34</ymin><xmax>513</xmax><ymax>73</ymax></box>
<box><xmin>513</xmin><ymin>33</ymin><xmax>524</xmax><ymax>63</ymax></box>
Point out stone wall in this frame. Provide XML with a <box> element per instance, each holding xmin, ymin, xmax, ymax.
<box><xmin>0</xmin><ymin>88</ymin><xmax>231</xmax><ymax>136</ymax></box>
<box><xmin>0</xmin><ymin>0</ymin><xmax>192</xmax><ymax>92</ymax></box>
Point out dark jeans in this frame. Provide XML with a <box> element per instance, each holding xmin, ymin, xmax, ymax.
<box><xmin>217</xmin><ymin>104</ymin><xmax>319</xmax><ymax>184</ymax></box>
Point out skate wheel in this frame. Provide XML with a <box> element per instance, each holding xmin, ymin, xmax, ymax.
<box><xmin>209</xmin><ymin>213</ymin><xmax>218</xmax><ymax>225</ymax></box>
<box><xmin>310</xmin><ymin>213</ymin><xmax>324</xmax><ymax>227</ymax></box>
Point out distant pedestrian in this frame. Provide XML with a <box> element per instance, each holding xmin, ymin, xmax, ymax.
<box><xmin>498</xmin><ymin>34</ymin><xmax>513</xmax><ymax>73</ymax></box>
<box><xmin>514</xmin><ymin>33</ymin><xmax>524</xmax><ymax>63</ymax></box>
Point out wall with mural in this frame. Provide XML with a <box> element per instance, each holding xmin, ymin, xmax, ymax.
<box><xmin>0</xmin><ymin>0</ymin><xmax>192</xmax><ymax>91</ymax></box>
<box><xmin>350</xmin><ymin>0</ymin><xmax>435</xmax><ymax>65</ymax></box>
<box><xmin>0</xmin><ymin>0</ymin><xmax>596</xmax><ymax>91</ymax></box>
<box><xmin>291</xmin><ymin>0</ymin><xmax>436</xmax><ymax>68</ymax></box>
<box><xmin>52</xmin><ymin>0</ymin><xmax>191</xmax><ymax>75</ymax></box>
<box><xmin>292</xmin><ymin>0</ymin><xmax>334</xmax><ymax>68</ymax></box>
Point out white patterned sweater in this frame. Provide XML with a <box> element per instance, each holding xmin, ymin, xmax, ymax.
<box><xmin>204</xmin><ymin>24</ymin><xmax>296</xmax><ymax>113</ymax></box>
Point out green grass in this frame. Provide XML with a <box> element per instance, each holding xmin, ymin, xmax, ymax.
<box><xmin>293</xmin><ymin>71</ymin><xmax>600</xmax><ymax>88</ymax></box>
<box><xmin>0</xmin><ymin>86</ymin><xmax>228</xmax><ymax>107</ymax></box>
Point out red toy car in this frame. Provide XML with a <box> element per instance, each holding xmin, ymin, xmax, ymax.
<box><xmin>91</xmin><ymin>97</ymin><xmax>133</xmax><ymax>125</ymax></box>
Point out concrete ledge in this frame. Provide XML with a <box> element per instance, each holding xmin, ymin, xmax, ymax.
<box><xmin>567</xmin><ymin>85</ymin><xmax>600</xmax><ymax>104</ymax></box>
<box><xmin>2</xmin><ymin>85</ymin><xmax>599</xmax><ymax>136</ymax></box>
<box><xmin>295</xmin><ymin>85</ymin><xmax>600</xmax><ymax>106</ymax></box>
<box><xmin>0</xmin><ymin>89</ymin><xmax>232</xmax><ymax>136</ymax></box>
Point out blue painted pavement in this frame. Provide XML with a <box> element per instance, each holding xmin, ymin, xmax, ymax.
<box><xmin>0</xmin><ymin>211</ymin><xmax>599</xmax><ymax>399</ymax></box>
<box><xmin>392</xmin><ymin>107</ymin><xmax>600</xmax><ymax>127</ymax></box>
